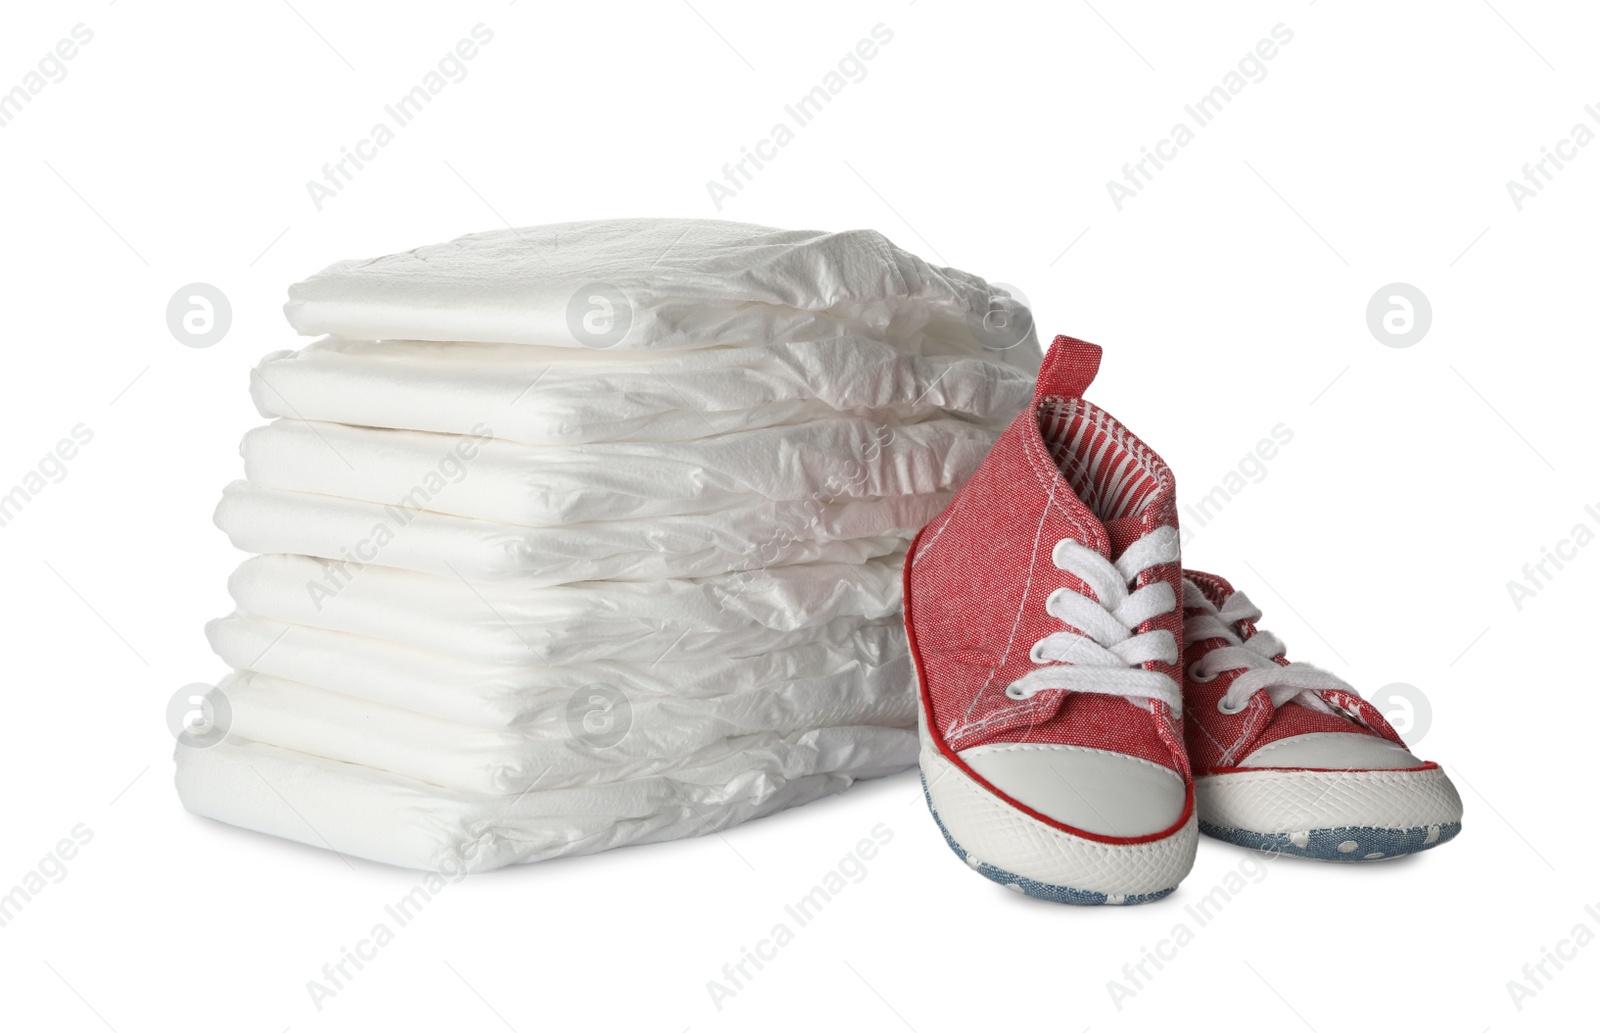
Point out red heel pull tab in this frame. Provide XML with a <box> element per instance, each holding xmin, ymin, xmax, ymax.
<box><xmin>1034</xmin><ymin>335</ymin><xmax>1102</xmax><ymax>402</ymax></box>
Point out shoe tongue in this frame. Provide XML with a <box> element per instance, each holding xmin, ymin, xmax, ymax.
<box><xmin>1102</xmin><ymin>514</ymin><xmax>1146</xmax><ymax>560</ymax></box>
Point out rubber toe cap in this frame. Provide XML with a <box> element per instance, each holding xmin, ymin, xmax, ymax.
<box><xmin>956</xmin><ymin>743</ymin><xmax>1186</xmax><ymax>838</ymax></box>
<box><xmin>1239</xmin><ymin>731</ymin><xmax>1424</xmax><ymax>771</ymax></box>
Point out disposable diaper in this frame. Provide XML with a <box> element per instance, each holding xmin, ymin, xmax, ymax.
<box><xmin>207</xmin><ymin>611</ymin><xmax>907</xmax><ymax>727</ymax></box>
<box><xmin>213</xmin><ymin>480</ymin><xmax>939</xmax><ymax>586</ymax></box>
<box><xmin>176</xmin><ymin>727</ymin><xmax>916</xmax><ymax>872</ymax></box>
<box><xmin>238</xmin><ymin>416</ymin><xmax>997</xmax><ymax>528</ymax></box>
<box><xmin>226</xmin><ymin>552</ymin><xmax>903</xmax><ymax>665</ymax></box>
<box><xmin>283</xmin><ymin>219</ymin><xmax>1039</xmax><ymax>364</ymax></box>
<box><xmin>218</xmin><ymin>665</ymin><xmax>914</xmax><ymax>795</ymax></box>
<box><xmin>249</xmin><ymin>336</ymin><xmax>1034</xmax><ymax>445</ymax></box>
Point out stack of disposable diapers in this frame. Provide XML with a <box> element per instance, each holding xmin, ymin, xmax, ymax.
<box><xmin>175</xmin><ymin>218</ymin><xmax>1040</xmax><ymax>872</ymax></box>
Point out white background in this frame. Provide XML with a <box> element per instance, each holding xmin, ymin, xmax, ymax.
<box><xmin>1</xmin><ymin>1</ymin><xmax>1594</xmax><ymax>1030</ymax></box>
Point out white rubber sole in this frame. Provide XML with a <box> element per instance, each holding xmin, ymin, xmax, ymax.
<box><xmin>918</xmin><ymin>715</ymin><xmax>1198</xmax><ymax>904</ymax></box>
<box><xmin>1195</xmin><ymin>765</ymin><xmax>1464</xmax><ymax>862</ymax></box>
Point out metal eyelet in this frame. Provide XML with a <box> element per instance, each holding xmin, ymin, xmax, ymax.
<box><xmin>1006</xmin><ymin>685</ymin><xmax>1030</xmax><ymax>700</ymax></box>
<box><xmin>1028</xmin><ymin>640</ymin><xmax>1048</xmax><ymax>664</ymax></box>
<box><xmin>1188</xmin><ymin>661</ymin><xmax>1217</xmax><ymax>684</ymax></box>
<box><xmin>1217</xmin><ymin>696</ymin><xmax>1247</xmax><ymax>715</ymax></box>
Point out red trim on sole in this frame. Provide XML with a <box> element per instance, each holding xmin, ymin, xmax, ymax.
<box><xmin>1201</xmin><ymin>762</ymin><xmax>1442</xmax><ymax>776</ymax></box>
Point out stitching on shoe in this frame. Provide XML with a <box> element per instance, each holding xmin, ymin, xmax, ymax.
<box><xmin>912</xmin><ymin>506</ymin><xmax>957</xmax><ymax>565</ymax></box>
<box><xmin>1216</xmin><ymin>704</ymin><xmax>1264</xmax><ymax>768</ymax></box>
<box><xmin>949</xmin><ymin>695</ymin><xmax>1057</xmax><ymax>742</ymax></box>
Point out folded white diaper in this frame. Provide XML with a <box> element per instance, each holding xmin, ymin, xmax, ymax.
<box><xmin>238</xmin><ymin>416</ymin><xmax>997</xmax><ymax>528</ymax></box>
<box><xmin>219</xmin><ymin>665</ymin><xmax>914</xmax><ymax>795</ymax></box>
<box><xmin>250</xmin><ymin>336</ymin><xmax>1035</xmax><ymax>445</ymax></box>
<box><xmin>176</xmin><ymin>727</ymin><xmax>916</xmax><ymax>872</ymax></box>
<box><xmin>227</xmin><ymin>551</ymin><xmax>903</xmax><ymax>666</ymax></box>
<box><xmin>283</xmin><ymin>219</ymin><xmax>1039</xmax><ymax>365</ymax></box>
<box><xmin>207</xmin><ymin>611</ymin><xmax>907</xmax><ymax>727</ymax></box>
<box><xmin>213</xmin><ymin>480</ymin><xmax>939</xmax><ymax>586</ymax></box>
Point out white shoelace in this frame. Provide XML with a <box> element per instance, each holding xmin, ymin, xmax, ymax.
<box><xmin>1181</xmin><ymin>580</ymin><xmax>1353</xmax><ymax>715</ymax></box>
<box><xmin>1004</xmin><ymin>525</ymin><xmax>1183</xmax><ymax>713</ymax></box>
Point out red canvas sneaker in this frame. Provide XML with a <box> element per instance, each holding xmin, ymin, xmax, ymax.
<box><xmin>903</xmin><ymin>336</ymin><xmax>1198</xmax><ymax>904</ymax></box>
<box><xmin>1181</xmin><ymin>571</ymin><xmax>1463</xmax><ymax>860</ymax></box>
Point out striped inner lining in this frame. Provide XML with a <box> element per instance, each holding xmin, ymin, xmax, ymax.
<box><xmin>1039</xmin><ymin>398</ymin><xmax>1164</xmax><ymax>522</ymax></box>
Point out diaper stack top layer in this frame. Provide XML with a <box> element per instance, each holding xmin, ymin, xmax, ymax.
<box><xmin>281</xmin><ymin>218</ymin><xmax>1043</xmax><ymax>361</ymax></box>
<box><xmin>179</xmin><ymin>218</ymin><xmax>1040</xmax><ymax>873</ymax></box>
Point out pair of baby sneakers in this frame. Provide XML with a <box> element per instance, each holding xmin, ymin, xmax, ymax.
<box><xmin>903</xmin><ymin>335</ymin><xmax>1463</xmax><ymax>904</ymax></box>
